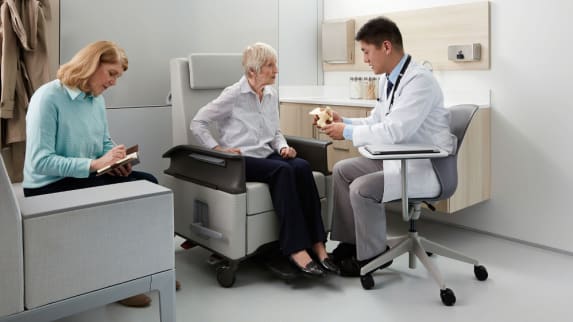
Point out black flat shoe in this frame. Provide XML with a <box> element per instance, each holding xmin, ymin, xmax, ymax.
<box><xmin>290</xmin><ymin>257</ymin><xmax>325</xmax><ymax>277</ymax></box>
<box><xmin>338</xmin><ymin>257</ymin><xmax>361</xmax><ymax>277</ymax></box>
<box><xmin>319</xmin><ymin>256</ymin><xmax>340</xmax><ymax>275</ymax></box>
<box><xmin>339</xmin><ymin>246</ymin><xmax>393</xmax><ymax>277</ymax></box>
<box><xmin>331</xmin><ymin>243</ymin><xmax>357</xmax><ymax>264</ymax></box>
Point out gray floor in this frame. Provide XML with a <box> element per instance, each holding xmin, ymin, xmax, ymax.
<box><xmin>57</xmin><ymin>215</ymin><xmax>573</xmax><ymax>322</ymax></box>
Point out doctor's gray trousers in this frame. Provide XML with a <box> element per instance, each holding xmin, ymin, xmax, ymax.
<box><xmin>330</xmin><ymin>156</ymin><xmax>387</xmax><ymax>261</ymax></box>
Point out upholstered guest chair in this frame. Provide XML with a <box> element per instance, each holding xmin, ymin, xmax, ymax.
<box><xmin>0</xmin><ymin>155</ymin><xmax>176</xmax><ymax>322</ymax></box>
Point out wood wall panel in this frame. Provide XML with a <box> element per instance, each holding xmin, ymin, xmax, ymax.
<box><xmin>324</xmin><ymin>1</ymin><xmax>490</xmax><ymax>72</ymax></box>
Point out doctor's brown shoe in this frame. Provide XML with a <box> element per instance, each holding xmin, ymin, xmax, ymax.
<box><xmin>117</xmin><ymin>293</ymin><xmax>151</xmax><ymax>308</ymax></box>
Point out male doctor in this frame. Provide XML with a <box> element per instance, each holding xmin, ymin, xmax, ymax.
<box><xmin>320</xmin><ymin>16</ymin><xmax>457</xmax><ymax>276</ymax></box>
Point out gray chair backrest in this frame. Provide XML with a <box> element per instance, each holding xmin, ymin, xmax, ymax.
<box><xmin>428</xmin><ymin>104</ymin><xmax>479</xmax><ymax>201</ymax></box>
<box><xmin>169</xmin><ymin>54</ymin><xmax>243</xmax><ymax>146</ymax></box>
<box><xmin>449</xmin><ymin>104</ymin><xmax>479</xmax><ymax>152</ymax></box>
<box><xmin>0</xmin><ymin>155</ymin><xmax>24</xmax><ymax>315</ymax></box>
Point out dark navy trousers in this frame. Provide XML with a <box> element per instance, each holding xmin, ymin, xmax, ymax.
<box><xmin>245</xmin><ymin>153</ymin><xmax>326</xmax><ymax>255</ymax></box>
<box><xmin>23</xmin><ymin>171</ymin><xmax>158</xmax><ymax>197</ymax></box>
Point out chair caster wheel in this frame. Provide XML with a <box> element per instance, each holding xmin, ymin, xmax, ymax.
<box><xmin>360</xmin><ymin>274</ymin><xmax>375</xmax><ymax>290</ymax></box>
<box><xmin>474</xmin><ymin>265</ymin><xmax>488</xmax><ymax>281</ymax></box>
<box><xmin>216</xmin><ymin>265</ymin><xmax>236</xmax><ymax>288</ymax></box>
<box><xmin>440</xmin><ymin>288</ymin><xmax>456</xmax><ymax>306</ymax></box>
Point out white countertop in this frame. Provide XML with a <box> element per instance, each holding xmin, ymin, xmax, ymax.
<box><xmin>279</xmin><ymin>86</ymin><xmax>376</xmax><ymax>107</ymax></box>
<box><xmin>279</xmin><ymin>85</ymin><xmax>490</xmax><ymax>108</ymax></box>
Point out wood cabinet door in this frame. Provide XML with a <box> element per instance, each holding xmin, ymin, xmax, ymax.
<box><xmin>279</xmin><ymin>103</ymin><xmax>316</xmax><ymax>138</ymax></box>
<box><xmin>316</xmin><ymin>106</ymin><xmax>369</xmax><ymax>171</ymax></box>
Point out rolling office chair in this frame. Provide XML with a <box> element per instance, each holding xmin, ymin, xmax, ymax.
<box><xmin>359</xmin><ymin>104</ymin><xmax>488</xmax><ymax>306</ymax></box>
<box><xmin>163</xmin><ymin>54</ymin><xmax>332</xmax><ymax>287</ymax></box>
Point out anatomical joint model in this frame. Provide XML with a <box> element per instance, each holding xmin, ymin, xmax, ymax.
<box><xmin>309</xmin><ymin>106</ymin><xmax>333</xmax><ymax>128</ymax></box>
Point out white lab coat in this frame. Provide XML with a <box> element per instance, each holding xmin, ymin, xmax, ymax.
<box><xmin>348</xmin><ymin>60</ymin><xmax>457</xmax><ymax>202</ymax></box>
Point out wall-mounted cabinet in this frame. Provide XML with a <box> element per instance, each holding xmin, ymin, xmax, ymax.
<box><xmin>322</xmin><ymin>19</ymin><xmax>355</xmax><ymax>64</ymax></box>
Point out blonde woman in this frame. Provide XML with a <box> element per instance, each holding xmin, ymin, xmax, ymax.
<box><xmin>22</xmin><ymin>41</ymin><xmax>168</xmax><ymax>307</ymax></box>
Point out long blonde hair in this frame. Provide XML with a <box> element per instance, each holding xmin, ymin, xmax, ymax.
<box><xmin>57</xmin><ymin>41</ymin><xmax>128</xmax><ymax>92</ymax></box>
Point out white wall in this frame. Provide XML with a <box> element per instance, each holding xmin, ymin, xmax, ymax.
<box><xmin>59</xmin><ymin>0</ymin><xmax>281</xmax><ymax>183</ymax></box>
<box><xmin>60</xmin><ymin>0</ymin><xmax>279</xmax><ymax>108</ymax></box>
<box><xmin>324</xmin><ymin>0</ymin><xmax>573</xmax><ymax>253</ymax></box>
<box><xmin>278</xmin><ymin>0</ymin><xmax>323</xmax><ymax>85</ymax></box>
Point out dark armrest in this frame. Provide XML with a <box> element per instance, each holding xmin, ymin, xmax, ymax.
<box><xmin>162</xmin><ymin>145</ymin><xmax>246</xmax><ymax>194</ymax></box>
<box><xmin>285</xmin><ymin>135</ymin><xmax>332</xmax><ymax>175</ymax></box>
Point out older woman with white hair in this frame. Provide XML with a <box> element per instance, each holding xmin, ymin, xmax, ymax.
<box><xmin>191</xmin><ymin>42</ymin><xmax>338</xmax><ymax>277</ymax></box>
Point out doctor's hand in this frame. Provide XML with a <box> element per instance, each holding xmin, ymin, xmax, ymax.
<box><xmin>322</xmin><ymin>122</ymin><xmax>345</xmax><ymax>140</ymax></box>
<box><xmin>280</xmin><ymin>146</ymin><xmax>297</xmax><ymax>159</ymax></box>
<box><xmin>330</xmin><ymin>110</ymin><xmax>343</xmax><ymax>123</ymax></box>
<box><xmin>214</xmin><ymin>146</ymin><xmax>241</xmax><ymax>155</ymax></box>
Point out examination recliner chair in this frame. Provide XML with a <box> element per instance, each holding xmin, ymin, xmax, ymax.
<box><xmin>358</xmin><ymin>104</ymin><xmax>488</xmax><ymax>306</ymax></box>
<box><xmin>163</xmin><ymin>54</ymin><xmax>332</xmax><ymax>287</ymax></box>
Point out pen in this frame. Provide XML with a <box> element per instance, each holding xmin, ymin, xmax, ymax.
<box><xmin>109</xmin><ymin>137</ymin><xmax>118</xmax><ymax>146</ymax></box>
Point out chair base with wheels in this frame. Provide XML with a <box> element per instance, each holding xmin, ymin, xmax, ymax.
<box><xmin>360</xmin><ymin>204</ymin><xmax>488</xmax><ymax>306</ymax></box>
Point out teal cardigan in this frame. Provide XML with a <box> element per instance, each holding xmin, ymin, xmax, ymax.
<box><xmin>23</xmin><ymin>80</ymin><xmax>115</xmax><ymax>188</ymax></box>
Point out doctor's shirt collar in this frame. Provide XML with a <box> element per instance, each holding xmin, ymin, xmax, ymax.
<box><xmin>387</xmin><ymin>54</ymin><xmax>409</xmax><ymax>84</ymax></box>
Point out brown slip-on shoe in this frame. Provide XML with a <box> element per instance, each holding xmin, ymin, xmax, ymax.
<box><xmin>176</xmin><ymin>280</ymin><xmax>181</xmax><ymax>291</ymax></box>
<box><xmin>117</xmin><ymin>293</ymin><xmax>151</xmax><ymax>308</ymax></box>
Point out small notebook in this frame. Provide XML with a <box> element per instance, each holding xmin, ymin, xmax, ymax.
<box><xmin>96</xmin><ymin>145</ymin><xmax>140</xmax><ymax>175</ymax></box>
<box><xmin>364</xmin><ymin>144</ymin><xmax>440</xmax><ymax>155</ymax></box>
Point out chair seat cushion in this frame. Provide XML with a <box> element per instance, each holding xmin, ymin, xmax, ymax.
<box><xmin>246</xmin><ymin>171</ymin><xmax>326</xmax><ymax>215</ymax></box>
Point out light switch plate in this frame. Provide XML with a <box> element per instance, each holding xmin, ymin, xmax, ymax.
<box><xmin>448</xmin><ymin>44</ymin><xmax>481</xmax><ymax>62</ymax></box>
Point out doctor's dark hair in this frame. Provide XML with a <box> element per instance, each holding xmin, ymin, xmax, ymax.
<box><xmin>57</xmin><ymin>41</ymin><xmax>128</xmax><ymax>92</ymax></box>
<box><xmin>242</xmin><ymin>42</ymin><xmax>277</xmax><ymax>76</ymax></box>
<box><xmin>355</xmin><ymin>16</ymin><xmax>403</xmax><ymax>51</ymax></box>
